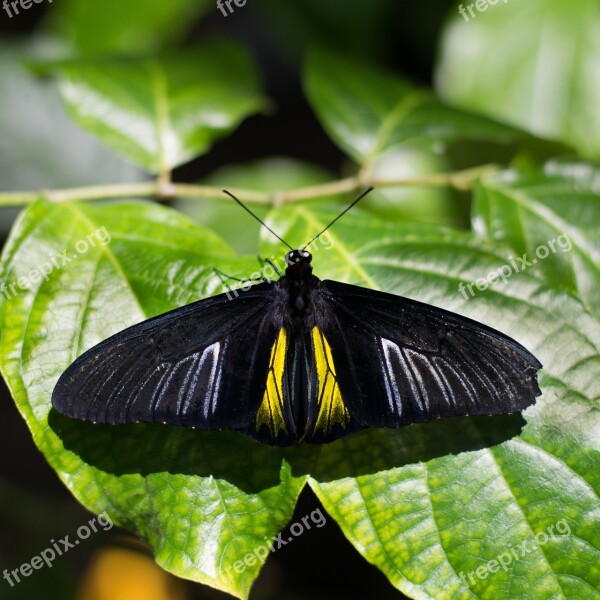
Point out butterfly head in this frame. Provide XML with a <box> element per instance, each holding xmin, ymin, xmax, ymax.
<box><xmin>285</xmin><ymin>249</ymin><xmax>313</xmax><ymax>278</ymax></box>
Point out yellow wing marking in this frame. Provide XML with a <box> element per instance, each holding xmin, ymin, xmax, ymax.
<box><xmin>255</xmin><ymin>328</ymin><xmax>288</xmax><ymax>437</ymax></box>
<box><xmin>312</xmin><ymin>326</ymin><xmax>350</xmax><ymax>434</ymax></box>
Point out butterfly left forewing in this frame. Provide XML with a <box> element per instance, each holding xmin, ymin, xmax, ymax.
<box><xmin>52</xmin><ymin>284</ymin><xmax>282</xmax><ymax>433</ymax></box>
<box><xmin>314</xmin><ymin>280</ymin><xmax>542</xmax><ymax>430</ymax></box>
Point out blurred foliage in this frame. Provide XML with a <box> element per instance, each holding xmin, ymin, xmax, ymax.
<box><xmin>0</xmin><ymin>1</ymin><xmax>599</xmax><ymax>599</ymax></box>
<box><xmin>0</xmin><ymin>42</ymin><xmax>145</xmax><ymax>236</ymax></box>
<box><xmin>436</xmin><ymin>0</ymin><xmax>600</xmax><ymax>161</ymax></box>
<box><xmin>304</xmin><ymin>47</ymin><xmax>529</xmax><ymax>165</ymax></box>
<box><xmin>42</xmin><ymin>0</ymin><xmax>213</xmax><ymax>57</ymax></box>
<box><xmin>46</xmin><ymin>39</ymin><xmax>265</xmax><ymax>174</ymax></box>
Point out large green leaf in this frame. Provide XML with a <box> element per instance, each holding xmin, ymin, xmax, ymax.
<box><xmin>435</xmin><ymin>0</ymin><xmax>600</xmax><ymax>161</ymax></box>
<box><xmin>1</xmin><ymin>177</ymin><xmax>599</xmax><ymax>598</ymax></box>
<box><xmin>53</xmin><ymin>40</ymin><xmax>264</xmax><ymax>174</ymax></box>
<box><xmin>303</xmin><ymin>47</ymin><xmax>529</xmax><ymax>170</ymax></box>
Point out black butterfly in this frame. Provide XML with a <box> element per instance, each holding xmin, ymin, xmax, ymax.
<box><xmin>52</xmin><ymin>189</ymin><xmax>542</xmax><ymax>446</ymax></box>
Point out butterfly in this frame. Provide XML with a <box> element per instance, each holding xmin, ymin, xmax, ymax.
<box><xmin>52</xmin><ymin>189</ymin><xmax>542</xmax><ymax>446</ymax></box>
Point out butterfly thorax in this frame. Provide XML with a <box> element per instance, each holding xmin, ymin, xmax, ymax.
<box><xmin>280</xmin><ymin>249</ymin><xmax>317</xmax><ymax>331</ymax></box>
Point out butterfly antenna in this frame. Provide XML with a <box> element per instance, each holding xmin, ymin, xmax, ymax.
<box><xmin>223</xmin><ymin>190</ymin><xmax>294</xmax><ymax>251</ymax></box>
<box><xmin>302</xmin><ymin>187</ymin><xmax>374</xmax><ymax>251</ymax></box>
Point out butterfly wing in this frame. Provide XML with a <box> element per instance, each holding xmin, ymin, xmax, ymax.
<box><xmin>52</xmin><ymin>282</ymin><xmax>283</xmax><ymax>433</ymax></box>
<box><xmin>306</xmin><ymin>280</ymin><xmax>542</xmax><ymax>434</ymax></box>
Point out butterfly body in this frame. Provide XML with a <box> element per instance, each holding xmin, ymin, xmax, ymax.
<box><xmin>52</xmin><ymin>248</ymin><xmax>542</xmax><ymax>446</ymax></box>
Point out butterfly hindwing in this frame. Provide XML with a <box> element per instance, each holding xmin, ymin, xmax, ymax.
<box><xmin>303</xmin><ymin>325</ymin><xmax>356</xmax><ymax>442</ymax></box>
<box><xmin>246</xmin><ymin>326</ymin><xmax>298</xmax><ymax>444</ymax></box>
<box><xmin>315</xmin><ymin>280</ymin><xmax>542</xmax><ymax>429</ymax></box>
<box><xmin>52</xmin><ymin>283</ymin><xmax>282</xmax><ymax>433</ymax></box>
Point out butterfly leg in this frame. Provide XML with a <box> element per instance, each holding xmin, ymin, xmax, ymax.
<box><xmin>213</xmin><ymin>268</ymin><xmax>263</xmax><ymax>283</ymax></box>
<box><xmin>212</xmin><ymin>269</ymin><xmax>270</xmax><ymax>300</ymax></box>
<box><xmin>256</xmin><ymin>256</ymin><xmax>283</xmax><ymax>279</ymax></box>
<box><xmin>264</xmin><ymin>258</ymin><xmax>283</xmax><ymax>277</ymax></box>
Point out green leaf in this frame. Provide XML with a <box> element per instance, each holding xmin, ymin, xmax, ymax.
<box><xmin>53</xmin><ymin>40</ymin><xmax>265</xmax><ymax>174</ymax></box>
<box><xmin>303</xmin><ymin>47</ymin><xmax>528</xmax><ymax>169</ymax></box>
<box><xmin>0</xmin><ymin>199</ymin><xmax>307</xmax><ymax>599</ymax></box>
<box><xmin>2</xmin><ymin>173</ymin><xmax>599</xmax><ymax>598</ymax></box>
<box><xmin>474</xmin><ymin>161</ymin><xmax>600</xmax><ymax>319</ymax></box>
<box><xmin>435</xmin><ymin>0</ymin><xmax>600</xmax><ymax>161</ymax></box>
<box><xmin>44</xmin><ymin>0</ymin><xmax>212</xmax><ymax>57</ymax></box>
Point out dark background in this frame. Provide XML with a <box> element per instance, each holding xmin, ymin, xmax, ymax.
<box><xmin>0</xmin><ymin>2</ymin><xmax>457</xmax><ymax>598</ymax></box>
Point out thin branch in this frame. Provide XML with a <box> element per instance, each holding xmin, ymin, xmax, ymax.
<box><xmin>0</xmin><ymin>164</ymin><xmax>501</xmax><ymax>207</ymax></box>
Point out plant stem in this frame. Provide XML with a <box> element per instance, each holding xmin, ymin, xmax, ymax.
<box><xmin>0</xmin><ymin>164</ymin><xmax>500</xmax><ymax>207</ymax></box>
